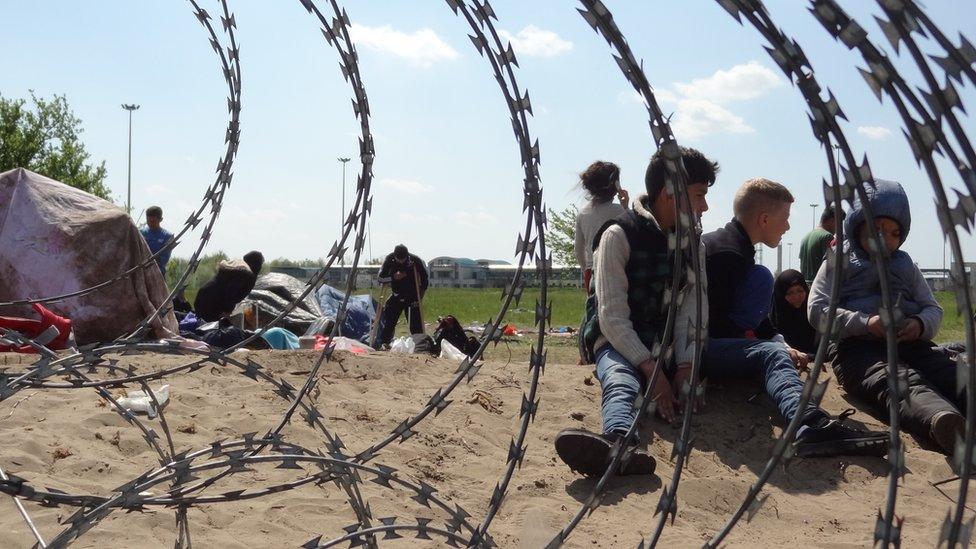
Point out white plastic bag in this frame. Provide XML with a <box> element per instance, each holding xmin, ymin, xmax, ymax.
<box><xmin>117</xmin><ymin>385</ymin><xmax>170</xmax><ymax>419</ymax></box>
<box><xmin>439</xmin><ymin>339</ymin><xmax>467</xmax><ymax>362</ymax></box>
<box><xmin>390</xmin><ymin>336</ymin><xmax>415</xmax><ymax>355</ymax></box>
<box><xmin>331</xmin><ymin>336</ymin><xmax>375</xmax><ymax>354</ymax></box>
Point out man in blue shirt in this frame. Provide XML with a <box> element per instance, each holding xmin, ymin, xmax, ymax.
<box><xmin>139</xmin><ymin>205</ymin><xmax>174</xmax><ymax>277</ymax></box>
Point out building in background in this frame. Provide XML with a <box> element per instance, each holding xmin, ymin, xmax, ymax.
<box><xmin>271</xmin><ymin>257</ymin><xmax>583</xmax><ymax>290</ymax></box>
<box><xmin>428</xmin><ymin>257</ymin><xmax>488</xmax><ymax>288</ymax></box>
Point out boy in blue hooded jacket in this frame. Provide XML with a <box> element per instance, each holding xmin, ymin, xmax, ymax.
<box><xmin>808</xmin><ymin>179</ymin><xmax>965</xmax><ymax>454</ymax></box>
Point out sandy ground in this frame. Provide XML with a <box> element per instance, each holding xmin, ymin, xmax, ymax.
<box><xmin>0</xmin><ymin>348</ymin><xmax>972</xmax><ymax>548</ymax></box>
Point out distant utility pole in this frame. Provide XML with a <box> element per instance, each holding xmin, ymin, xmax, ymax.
<box><xmin>787</xmin><ymin>242</ymin><xmax>794</xmax><ymax>269</ymax></box>
<box><xmin>122</xmin><ymin>104</ymin><xmax>140</xmax><ymax>215</ymax></box>
<box><xmin>810</xmin><ymin>203</ymin><xmax>819</xmax><ymax>230</ymax></box>
<box><xmin>338</xmin><ymin>157</ymin><xmax>351</xmax><ymax>267</ymax></box>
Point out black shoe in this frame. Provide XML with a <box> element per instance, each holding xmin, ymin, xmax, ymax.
<box><xmin>793</xmin><ymin>411</ymin><xmax>889</xmax><ymax>458</ymax></box>
<box><xmin>554</xmin><ymin>428</ymin><xmax>656</xmax><ymax>477</ymax></box>
<box><xmin>930</xmin><ymin>411</ymin><xmax>966</xmax><ymax>454</ymax></box>
<box><xmin>605</xmin><ymin>431</ymin><xmax>657</xmax><ymax>476</ymax></box>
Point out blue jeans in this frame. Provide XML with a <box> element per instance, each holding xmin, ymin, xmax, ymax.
<box><xmin>702</xmin><ymin>338</ymin><xmax>825</xmax><ymax>426</ymax></box>
<box><xmin>595</xmin><ymin>345</ymin><xmax>644</xmax><ymax>435</ymax></box>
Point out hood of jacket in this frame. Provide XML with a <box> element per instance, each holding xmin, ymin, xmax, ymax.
<box><xmin>844</xmin><ymin>178</ymin><xmax>910</xmax><ymax>253</ymax></box>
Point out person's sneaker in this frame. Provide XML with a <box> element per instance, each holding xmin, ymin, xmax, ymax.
<box><xmin>930</xmin><ymin>411</ymin><xmax>966</xmax><ymax>454</ymax></box>
<box><xmin>793</xmin><ymin>412</ymin><xmax>889</xmax><ymax>458</ymax></box>
<box><xmin>554</xmin><ymin>428</ymin><xmax>656</xmax><ymax>477</ymax></box>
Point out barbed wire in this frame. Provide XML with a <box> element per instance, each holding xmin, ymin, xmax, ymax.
<box><xmin>866</xmin><ymin>4</ymin><xmax>976</xmax><ymax>546</ymax></box>
<box><xmin>0</xmin><ymin>0</ymin><xmax>242</xmax><ymax>339</ymax></box>
<box><xmin>703</xmin><ymin>1</ymin><xmax>917</xmax><ymax>546</ymax></box>
<box><xmin>540</xmin><ymin>3</ymin><xmax>706</xmax><ymax>547</ymax></box>
<box><xmin>1</xmin><ymin>1</ymin><xmax>973</xmax><ymax>547</ymax></box>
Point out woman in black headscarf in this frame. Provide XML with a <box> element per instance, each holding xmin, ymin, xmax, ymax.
<box><xmin>771</xmin><ymin>269</ymin><xmax>817</xmax><ymax>354</ymax></box>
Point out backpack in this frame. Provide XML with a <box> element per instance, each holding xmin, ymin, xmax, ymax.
<box><xmin>411</xmin><ymin>333</ymin><xmax>437</xmax><ymax>355</ymax></box>
<box><xmin>578</xmin><ymin>293</ymin><xmax>598</xmax><ymax>364</ymax></box>
<box><xmin>432</xmin><ymin>315</ymin><xmax>480</xmax><ymax>357</ymax></box>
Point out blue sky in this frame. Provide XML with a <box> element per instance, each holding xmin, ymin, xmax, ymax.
<box><xmin>2</xmin><ymin>1</ymin><xmax>973</xmax><ymax>270</ymax></box>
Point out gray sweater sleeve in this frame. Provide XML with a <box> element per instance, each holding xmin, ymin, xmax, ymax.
<box><xmin>807</xmin><ymin>257</ymin><xmax>872</xmax><ymax>339</ymax></box>
<box><xmin>673</xmin><ymin>242</ymin><xmax>708</xmax><ymax>365</ymax></box>
<box><xmin>593</xmin><ymin>226</ymin><xmax>652</xmax><ymax>367</ymax></box>
<box><xmin>574</xmin><ymin>212</ymin><xmax>587</xmax><ymax>271</ymax></box>
<box><xmin>908</xmin><ymin>264</ymin><xmax>943</xmax><ymax>341</ymax></box>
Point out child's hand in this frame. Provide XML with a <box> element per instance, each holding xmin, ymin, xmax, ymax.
<box><xmin>898</xmin><ymin>317</ymin><xmax>923</xmax><ymax>342</ymax></box>
<box><xmin>671</xmin><ymin>363</ymin><xmax>702</xmax><ymax>413</ymax></box>
<box><xmin>787</xmin><ymin>346</ymin><xmax>810</xmax><ymax>371</ymax></box>
<box><xmin>617</xmin><ymin>189</ymin><xmax>630</xmax><ymax>209</ymax></box>
<box><xmin>638</xmin><ymin>359</ymin><xmax>675</xmax><ymax>423</ymax></box>
<box><xmin>867</xmin><ymin>315</ymin><xmax>885</xmax><ymax>338</ymax></box>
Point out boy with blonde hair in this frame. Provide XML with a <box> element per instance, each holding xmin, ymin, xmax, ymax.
<box><xmin>702</xmin><ymin>178</ymin><xmax>888</xmax><ymax>457</ymax></box>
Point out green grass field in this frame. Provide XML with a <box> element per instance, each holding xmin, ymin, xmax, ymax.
<box><xmin>376</xmin><ymin>288</ymin><xmax>968</xmax><ymax>341</ymax></box>
<box><xmin>935</xmin><ymin>291</ymin><xmax>970</xmax><ymax>343</ymax></box>
<box><xmin>371</xmin><ymin>288</ymin><xmax>970</xmax><ymax>364</ymax></box>
<box><xmin>365</xmin><ymin>287</ymin><xmax>585</xmax><ymax>330</ymax></box>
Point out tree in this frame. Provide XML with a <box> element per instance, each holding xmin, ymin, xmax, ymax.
<box><xmin>0</xmin><ymin>92</ymin><xmax>110</xmax><ymax>200</ymax></box>
<box><xmin>546</xmin><ymin>205</ymin><xmax>579</xmax><ymax>267</ymax></box>
<box><xmin>268</xmin><ymin>257</ymin><xmax>326</xmax><ymax>269</ymax></box>
<box><xmin>165</xmin><ymin>252</ymin><xmax>229</xmax><ymax>303</ymax></box>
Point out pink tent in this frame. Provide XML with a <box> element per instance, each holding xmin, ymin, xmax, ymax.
<box><xmin>0</xmin><ymin>168</ymin><xmax>178</xmax><ymax>345</ymax></box>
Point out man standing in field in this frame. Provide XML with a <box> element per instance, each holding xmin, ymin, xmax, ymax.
<box><xmin>139</xmin><ymin>205</ymin><xmax>175</xmax><ymax>278</ymax></box>
<box><xmin>799</xmin><ymin>205</ymin><xmax>843</xmax><ymax>285</ymax></box>
<box><xmin>375</xmin><ymin>244</ymin><xmax>429</xmax><ymax>349</ymax></box>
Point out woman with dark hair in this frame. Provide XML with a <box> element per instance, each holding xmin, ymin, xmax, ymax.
<box><xmin>573</xmin><ymin>161</ymin><xmax>629</xmax><ymax>293</ymax></box>
<box><xmin>770</xmin><ymin>268</ymin><xmax>817</xmax><ymax>354</ymax></box>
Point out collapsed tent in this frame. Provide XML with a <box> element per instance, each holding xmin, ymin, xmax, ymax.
<box><xmin>0</xmin><ymin>168</ymin><xmax>178</xmax><ymax>344</ymax></box>
<box><xmin>236</xmin><ymin>272</ymin><xmax>322</xmax><ymax>336</ymax></box>
<box><xmin>315</xmin><ymin>283</ymin><xmax>376</xmax><ymax>342</ymax></box>
<box><xmin>236</xmin><ymin>273</ymin><xmax>375</xmax><ymax>342</ymax></box>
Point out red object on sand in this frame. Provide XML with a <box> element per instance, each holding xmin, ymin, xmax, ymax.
<box><xmin>0</xmin><ymin>303</ymin><xmax>72</xmax><ymax>353</ymax></box>
<box><xmin>502</xmin><ymin>324</ymin><xmax>518</xmax><ymax>336</ymax></box>
<box><xmin>313</xmin><ymin>335</ymin><xmax>370</xmax><ymax>354</ymax></box>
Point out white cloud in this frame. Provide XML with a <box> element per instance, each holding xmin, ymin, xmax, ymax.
<box><xmin>618</xmin><ymin>61</ymin><xmax>780</xmax><ymax>140</ymax></box>
<box><xmin>653</xmin><ymin>88</ymin><xmax>679</xmax><ymax>104</ymax></box>
<box><xmin>380</xmin><ymin>178</ymin><xmax>433</xmax><ymax>194</ymax></box>
<box><xmin>451</xmin><ymin>210</ymin><xmax>498</xmax><ymax>228</ymax></box>
<box><xmin>670</xmin><ymin>98</ymin><xmax>754</xmax><ymax>140</ymax></box>
<box><xmin>498</xmin><ymin>25</ymin><xmax>572</xmax><ymax>58</ymax></box>
<box><xmin>674</xmin><ymin>61</ymin><xmax>783</xmax><ymax>104</ymax></box>
<box><xmin>349</xmin><ymin>24</ymin><xmax>459</xmax><ymax>68</ymax></box>
<box><xmin>857</xmin><ymin>126</ymin><xmax>891</xmax><ymax>140</ymax></box>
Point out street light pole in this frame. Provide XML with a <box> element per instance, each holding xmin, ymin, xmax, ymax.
<box><xmin>122</xmin><ymin>104</ymin><xmax>140</xmax><ymax>216</ymax></box>
<box><xmin>338</xmin><ymin>157</ymin><xmax>351</xmax><ymax>267</ymax></box>
<box><xmin>788</xmin><ymin>242</ymin><xmax>793</xmax><ymax>269</ymax></box>
<box><xmin>810</xmin><ymin>203</ymin><xmax>819</xmax><ymax>230</ymax></box>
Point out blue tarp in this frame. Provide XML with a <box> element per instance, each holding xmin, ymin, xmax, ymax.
<box><xmin>315</xmin><ymin>284</ymin><xmax>377</xmax><ymax>343</ymax></box>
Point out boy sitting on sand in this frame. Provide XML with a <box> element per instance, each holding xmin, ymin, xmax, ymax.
<box><xmin>808</xmin><ymin>179</ymin><xmax>964</xmax><ymax>454</ymax></box>
<box><xmin>554</xmin><ymin>147</ymin><xmax>716</xmax><ymax>477</ymax></box>
<box><xmin>702</xmin><ymin>178</ymin><xmax>888</xmax><ymax>457</ymax></box>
